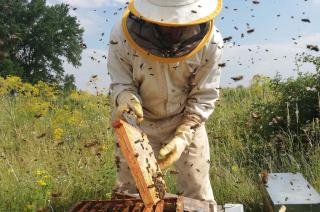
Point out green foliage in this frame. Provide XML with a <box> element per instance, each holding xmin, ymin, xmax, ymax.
<box><xmin>0</xmin><ymin>58</ymin><xmax>24</xmax><ymax>77</ymax></box>
<box><xmin>62</xmin><ymin>74</ymin><xmax>77</xmax><ymax>95</ymax></box>
<box><xmin>0</xmin><ymin>75</ymin><xmax>319</xmax><ymax>211</ymax></box>
<box><xmin>208</xmin><ymin>84</ymin><xmax>319</xmax><ymax>210</ymax></box>
<box><xmin>250</xmin><ymin>56</ymin><xmax>320</xmax><ymax>143</ymax></box>
<box><xmin>0</xmin><ymin>0</ymin><xmax>85</xmax><ymax>85</ymax></box>
<box><xmin>0</xmin><ymin>76</ymin><xmax>114</xmax><ymax>211</ymax></box>
<box><xmin>303</xmin><ymin>55</ymin><xmax>320</xmax><ymax>72</ymax></box>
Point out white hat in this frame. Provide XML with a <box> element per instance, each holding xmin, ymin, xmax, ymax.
<box><xmin>128</xmin><ymin>0</ymin><xmax>222</xmax><ymax>26</ymax></box>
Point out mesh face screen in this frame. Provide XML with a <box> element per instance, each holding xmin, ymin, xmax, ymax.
<box><xmin>126</xmin><ymin>13</ymin><xmax>210</xmax><ymax>58</ymax></box>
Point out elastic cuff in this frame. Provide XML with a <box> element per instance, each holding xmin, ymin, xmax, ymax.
<box><xmin>115</xmin><ymin>90</ymin><xmax>141</xmax><ymax>107</ymax></box>
<box><xmin>182</xmin><ymin>112</ymin><xmax>203</xmax><ymax>125</ymax></box>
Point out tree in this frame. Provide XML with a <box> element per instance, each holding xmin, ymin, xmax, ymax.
<box><xmin>62</xmin><ymin>74</ymin><xmax>76</xmax><ymax>94</ymax></box>
<box><xmin>0</xmin><ymin>0</ymin><xmax>85</xmax><ymax>85</ymax></box>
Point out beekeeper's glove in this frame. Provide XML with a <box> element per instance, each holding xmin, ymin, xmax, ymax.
<box><xmin>115</xmin><ymin>91</ymin><xmax>143</xmax><ymax>124</ymax></box>
<box><xmin>158</xmin><ymin>114</ymin><xmax>202</xmax><ymax>169</ymax></box>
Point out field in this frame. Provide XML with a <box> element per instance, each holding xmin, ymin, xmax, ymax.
<box><xmin>0</xmin><ymin>76</ymin><xmax>319</xmax><ymax>211</ymax></box>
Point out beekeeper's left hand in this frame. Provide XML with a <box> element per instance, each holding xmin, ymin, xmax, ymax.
<box><xmin>158</xmin><ymin>115</ymin><xmax>202</xmax><ymax>169</ymax></box>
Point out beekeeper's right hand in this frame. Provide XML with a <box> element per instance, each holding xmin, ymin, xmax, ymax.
<box><xmin>115</xmin><ymin>91</ymin><xmax>143</xmax><ymax>124</ymax></box>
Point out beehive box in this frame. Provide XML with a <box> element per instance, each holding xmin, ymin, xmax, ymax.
<box><xmin>69</xmin><ymin>192</ymin><xmax>212</xmax><ymax>212</ymax></box>
<box><xmin>260</xmin><ymin>172</ymin><xmax>320</xmax><ymax>212</ymax></box>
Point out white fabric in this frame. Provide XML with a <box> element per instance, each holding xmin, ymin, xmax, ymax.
<box><xmin>108</xmin><ymin>21</ymin><xmax>223</xmax><ymax>121</ymax></box>
<box><xmin>108</xmin><ymin>21</ymin><xmax>223</xmax><ymax>205</ymax></box>
<box><xmin>133</xmin><ymin>0</ymin><xmax>219</xmax><ymax>24</ymax></box>
<box><xmin>114</xmin><ymin>119</ymin><xmax>217</xmax><ymax>205</ymax></box>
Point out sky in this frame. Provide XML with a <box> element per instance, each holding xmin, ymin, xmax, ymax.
<box><xmin>46</xmin><ymin>0</ymin><xmax>320</xmax><ymax>91</ymax></box>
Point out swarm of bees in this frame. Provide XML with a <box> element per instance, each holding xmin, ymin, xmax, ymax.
<box><xmin>63</xmin><ymin>0</ymin><xmax>319</xmax><ymax>86</ymax></box>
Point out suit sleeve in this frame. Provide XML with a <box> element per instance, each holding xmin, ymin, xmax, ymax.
<box><xmin>107</xmin><ymin>24</ymin><xmax>137</xmax><ymax>105</ymax></box>
<box><xmin>184</xmin><ymin>29</ymin><xmax>223</xmax><ymax>121</ymax></box>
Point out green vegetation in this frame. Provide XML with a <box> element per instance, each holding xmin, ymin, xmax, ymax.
<box><xmin>0</xmin><ymin>0</ymin><xmax>85</xmax><ymax>85</ymax></box>
<box><xmin>0</xmin><ymin>77</ymin><xmax>114</xmax><ymax>211</ymax></box>
<box><xmin>0</xmin><ymin>56</ymin><xmax>319</xmax><ymax>211</ymax></box>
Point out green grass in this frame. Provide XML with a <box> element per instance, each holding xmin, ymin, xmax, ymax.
<box><xmin>0</xmin><ymin>78</ymin><xmax>319</xmax><ymax>211</ymax></box>
<box><xmin>207</xmin><ymin>87</ymin><xmax>320</xmax><ymax>210</ymax></box>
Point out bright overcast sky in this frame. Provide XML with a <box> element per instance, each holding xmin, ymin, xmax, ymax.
<box><xmin>47</xmin><ymin>0</ymin><xmax>320</xmax><ymax>91</ymax></box>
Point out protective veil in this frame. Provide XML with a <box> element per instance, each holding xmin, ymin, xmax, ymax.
<box><xmin>126</xmin><ymin>13</ymin><xmax>211</xmax><ymax>58</ymax></box>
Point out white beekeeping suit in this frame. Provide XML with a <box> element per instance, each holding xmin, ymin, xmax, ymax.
<box><xmin>108</xmin><ymin>0</ymin><xmax>223</xmax><ymax>210</ymax></box>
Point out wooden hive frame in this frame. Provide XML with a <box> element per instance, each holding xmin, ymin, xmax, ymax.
<box><xmin>112</xmin><ymin>116</ymin><xmax>166</xmax><ymax>210</ymax></box>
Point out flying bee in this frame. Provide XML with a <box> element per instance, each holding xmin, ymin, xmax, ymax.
<box><xmin>109</xmin><ymin>40</ymin><xmax>118</xmax><ymax>45</ymax></box>
<box><xmin>231</xmin><ymin>75</ymin><xmax>244</xmax><ymax>81</ymax></box>
<box><xmin>247</xmin><ymin>28</ymin><xmax>255</xmax><ymax>34</ymax></box>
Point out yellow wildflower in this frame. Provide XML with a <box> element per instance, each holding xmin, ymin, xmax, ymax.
<box><xmin>25</xmin><ymin>204</ymin><xmax>34</xmax><ymax>210</ymax></box>
<box><xmin>0</xmin><ymin>76</ymin><xmax>42</xmax><ymax>97</ymax></box>
<box><xmin>43</xmin><ymin>175</ymin><xmax>50</xmax><ymax>179</ymax></box>
<box><xmin>101</xmin><ymin>144</ymin><xmax>109</xmax><ymax>151</ymax></box>
<box><xmin>25</xmin><ymin>99</ymin><xmax>50</xmax><ymax>116</ymax></box>
<box><xmin>231</xmin><ymin>165</ymin><xmax>239</xmax><ymax>173</ymax></box>
<box><xmin>34</xmin><ymin>81</ymin><xmax>57</xmax><ymax>99</ymax></box>
<box><xmin>37</xmin><ymin>180</ymin><xmax>47</xmax><ymax>187</ymax></box>
<box><xmin>54</xmin><ymin>128</ymin><xmax>64</xmax><ymax>140</ymax></box>
<box><xmin>36</xmin><ymin>170</ymin><xmax>44</xmax><ymax>176</ymax></box>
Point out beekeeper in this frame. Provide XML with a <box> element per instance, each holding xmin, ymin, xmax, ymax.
<box><xmin>108</xmin><ymin>0</ymin><xmax>223</xmax><ymax>208</ymax></box>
